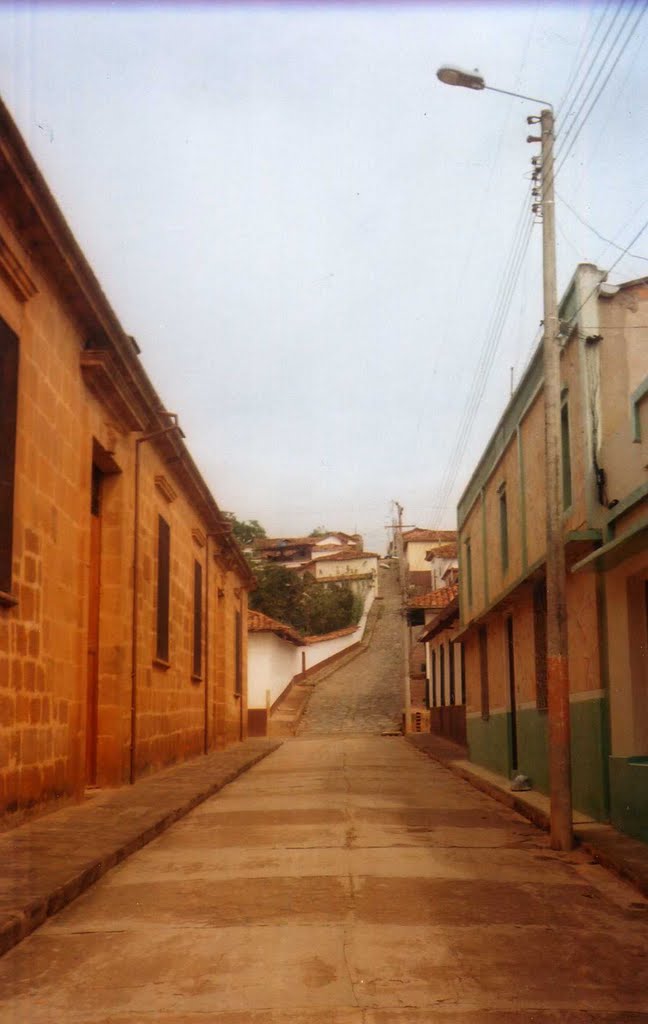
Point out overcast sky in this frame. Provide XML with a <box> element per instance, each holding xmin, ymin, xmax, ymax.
<box><xmin>1</xmin><ymin>1</ymin><xmax>647</xmax><ymax>553</ymax></box>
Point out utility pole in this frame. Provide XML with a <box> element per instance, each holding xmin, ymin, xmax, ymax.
<box><xmin>538</xmin><ymin>106</ymin><xmax>573</xmax><ymax>851</ymax></box>
<box><xmin>393</xmin><ymin>501</ymin><xmax>412</xmax><ymax>734</ymax></box>
<box><xmin>436</xmin><ymin>67</ymin><xmax>574</xmax><ymax>851</ymax></box>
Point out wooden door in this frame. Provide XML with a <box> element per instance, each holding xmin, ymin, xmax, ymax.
<box><xmin>506</xmin><ymin>616</ymin><xmax>518</xmax><ymax>773</ymax></box>
<box><xmin>86</xmin><ymin>467</ymin><xmax>102</xmax><ymax>785</ymax></box>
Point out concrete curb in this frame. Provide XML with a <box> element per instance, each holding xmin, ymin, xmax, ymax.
<box><xmin>0</xmin><ymin>738</ymin><xmax>281</xmax><ymax>957</ymax></box>
<box><xmin>407</xmin><ymin>734</ymin><xmax>648</xmax><ymax>899</ymax></box>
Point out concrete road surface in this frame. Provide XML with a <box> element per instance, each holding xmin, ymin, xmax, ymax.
<box><xmin>2</xmin><ymin>735</ymin><xmax>648</xmax><ymax>1022</ymax></box>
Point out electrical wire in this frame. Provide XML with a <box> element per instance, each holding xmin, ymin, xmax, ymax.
<box><xmin>554</xmin><ymin>1</ymin><xmax>626</xmax><ymax>150</ymax></box>
<box><xmin>556</xmin><ymin>191</ymin><xmax>648</xmax><ymax>262</ymax></box>
<box><xmin>562</xmin><ymin>214</ymin><xmax>648</xmax><ymax>329</ymax></box>
<box><xmin>551</xmin><ymin>1</ymin><xmax>647</xmax><ymax>185</ymax></box>
<box><xmin>555</xmin><ymin>0</ymin><xmax>616</xmax><ymax>116</ymax></box>
<box><xmin>431</xmin><ymin>201</ymin><xmax>535</xmax><ymax>525</ymax></box>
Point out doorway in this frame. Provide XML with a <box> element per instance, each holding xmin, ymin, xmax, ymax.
<box><xmin>506</xmin><ymin>615</ymin><xmax>518</xmax><ymax>773</ymax></box>
<box><xmin>86</xmin><ymin>463</ymin><xmax>103</xmax><ymax>785</ymax></box>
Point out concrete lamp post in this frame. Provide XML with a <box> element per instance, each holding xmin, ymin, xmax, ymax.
<box><xmin>436</xmin><ymin>65</ymin><xmax>573</xmax><ymax>852</ymax></box>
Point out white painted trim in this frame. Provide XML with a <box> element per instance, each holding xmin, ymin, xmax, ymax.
<box><xmin>569</xmin><ymin>688</ymin><xmax>606</xmax><ymax>703</ymax></box>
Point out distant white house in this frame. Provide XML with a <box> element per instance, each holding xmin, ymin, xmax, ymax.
<box><xmin>300</xmin><ymin>549</ymin><xmax>380</xmax><ymax>597</ymax></box>
<box><xmin>252</xmin><ymin>531</ymin><xmax>363</xmax><ymax>569</ymax></box>
<box><xmin>402</xmin><ymin>528</ymin><xmax>457</xmax><ymax>594</ymax></box>
<box><xmin>425</xmin><ymin>540</ymin><xmax>458</xmax><ymax>590</ymax></box>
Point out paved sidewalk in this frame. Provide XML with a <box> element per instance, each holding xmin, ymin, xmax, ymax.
<box><xmin>409</xmin><ymin>731</ymin><xmax>648</xmax><ymax>898</ymax></box>
<box><xmin>0</xmin><ymin>737</ymin><xmax>280</xmax><ymax>957</ymax></box>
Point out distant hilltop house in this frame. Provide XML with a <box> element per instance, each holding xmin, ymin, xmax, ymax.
<box><xmin>425</xmin><ymin>540</ymin><xmax>459</xmax><ymax>591</ymax></box>
<box><xmin>252</xmin><ymin>532</ymin><xmax>363</xmax><ymax>569</ymax></box>
<box><xmin>402</xmin><ymin>528</ymin><xmax>457</xmax><ymax>595</ymax></box>
<box><xmin>299</xmin><ymin>549</ymin><xmax>380</xmax><ymax>598</ymax></box>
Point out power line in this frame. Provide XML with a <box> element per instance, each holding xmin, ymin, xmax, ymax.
<box><xmin>431</xmin><ymin>201</ymin><xmax>535</xmax><ymax>529</ymax></box>
<box><xmin>552</xmin><ymin>0</ymin><xmax>614</xmax><ymax>116</ymax></box>
<box><xmin>553</xmin><ymin>1</ymin><xmax>646</xmax><ymax>180</ymax></box>
<box><xmin>556</xmin><ymin>191</ymin><xmax>648</xmax><ymax>263</ymax></box>
<box><xmin>563</xmin><ymin>214</ymin><xmax>648</xmax><ymax>329</ymax></box>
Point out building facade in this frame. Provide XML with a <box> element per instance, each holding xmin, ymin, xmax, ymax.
<box><xmin>0</xmin><ymin>99</ymin><xmax>252</xmax><ymax>820</ymax></box>
<box><xmin>402</xmin><ymin>529</ymin><xmax>457</xmax><ymax>595</ymax></box>
<box><xmin>457</xmin><ymin>263</ymin><xmax>648</xmax><ymax>839</ymax></box>
<box><xmin>419</xmin><ymin>589</ymin><xmax>466</xmax><ymax>746</ymax></box>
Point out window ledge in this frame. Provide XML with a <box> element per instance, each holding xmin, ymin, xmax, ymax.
<box><xmin>191</xmin><ymin>674</ymin><xmax>203</xmax><ymax>683</ymax></box>
<box><xmin>0</xmin><ymin>590</ymin><xmax>18</xmax><ymax>608</ymax></box>
<box><xmin>153</xmin><ymin>657</ymin><xmax>171</xmax><ymax>670</ymax></box>
<box><xmin>233</xmin><ymin>692</ymin><xmax>242</xmax><ymax>700</ymax></box>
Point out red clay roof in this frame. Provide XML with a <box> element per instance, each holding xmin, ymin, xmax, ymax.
<box><xmin>303</xmin><ymin>625</ymin><xmax>358</xmax><ymax>644</ymax></box>
<box><xmin>425</xmin><ymin>542</ymin><xmax>458</xmax><ymax>560</ymax></box>
<box><xmin>407</xmin><ymin>583</ymin><xmax>459</xmax><ymax>610</ymax></box>
<box><xmin>248</xmin><ymin>611</ymin><xmax>362</xmax><ymax>646</ymax></box>
<box><xmin>312</xmin><ymin>549</ymin><xmax>379</xmax><ymax>563</ymax></box>
<box><xmin>403</xmin><ymin>528</ymin><xmax>457</xmax><ymax>544</ymax></box>
<box><xmin>309</xmin><ymin>572</ymin><xmax>374</xmax><ymax>583</ymax></box>
<box><xmin>418</xmin><ymin>593</ymin><xmax>460</xmax><ymax>642</ymax></box>
<box><xmin>247</xmin><ymin>610</ymin><xmax>304</xmax><ymax>645</ymax></box>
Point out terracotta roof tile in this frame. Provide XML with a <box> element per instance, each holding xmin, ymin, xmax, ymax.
<box><xmin>403</xmin><ymin>528</ymin><xmax>457</xmax><ymax>544</ymax></box>
<box><xmin>309</xmin><ymin>572</ymin><xmax>374</xmax><ymax>583</ymax></box>
<box><xmin>418</xmin><ymin>593</ymin><xmax>460</xmax><ymax>642</ymax></box>
<box><xmin>425</xmin><ymin>542</ymin><xmax>458</xmax><ymax>560</ymax></box>
<box><xmin>407</xmin><ymin>583</ymin><xmax>459</xmax><ymax>610</ymax></box>
<box><xmin>303</xmin><ymin>625</ymin><xmax>358</xmax><ymax>644</ymax></box>
<box><xmin>311</xmin><ymin>549</ymin><xmax>379</xmax><ymax>563</ymax></box>
<box><xmin>247</xmin><ymin>610</ymin><xmax>304</xmax><ymax>645</ymax></box>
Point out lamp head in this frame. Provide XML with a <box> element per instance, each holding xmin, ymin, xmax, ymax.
<box><xmin>436</xmin><ymin>65</ymin><xmax>485</xmax><ymax>90</ymax></box>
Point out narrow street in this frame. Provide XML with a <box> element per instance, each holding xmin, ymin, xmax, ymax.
<box><xmin>2</xmin><ymin>571</ymin><xmax>648</xmax><ymax>1021</ymax></box>
<box><xmin>298</xmin><ymin>565</ymin><xmax>403</xmax><ymax>736</ymax></box>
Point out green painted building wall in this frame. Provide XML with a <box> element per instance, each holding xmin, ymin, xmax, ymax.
<box><xmin>467</xmin><ymin>712</ymin><xmax>514</xmax><ymax>778</ymax></box>
<box><xmin>467</xmin><ymin>696</ymin><xmax>609</xmax><ymax>821</ymax></box>
<box><xmin>609</xmin><ymin>758</ymin><xmax>648</xmax><ymax>843</ymax></box>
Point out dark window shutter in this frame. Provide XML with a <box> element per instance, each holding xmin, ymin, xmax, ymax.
<box><xmin>0</xmin><ymin>318</ymin><xmax>19</xmax><ymax>595</ymax></box>
<box><xmin>193</xmin><ymin>561</ymin><xmax>202</xmax><ymax>677</ymax></box>
<box><xmin>234</xmin><ymin>608</ymin><xmax>242</xmax><ymax>694</ymax></box>
<box><xmin>479</xmin><ymin>625</ymin><xmax>489</xmax><ymax>720</ymax></box>
<box><xmin>156</xmin><ymin>516</ymin><xmax>170</xmax><ymax>661</ymax></box>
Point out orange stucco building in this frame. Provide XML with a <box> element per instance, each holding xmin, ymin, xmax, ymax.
<box><xmin>457</xmin><ymin>263</ymin><xmax>648</xmax><ymax>841</ymax></box>
<box><xmin>0</xmin><ymin>99</ymin><xmax>253</xmax><ymax>820</ymax></box>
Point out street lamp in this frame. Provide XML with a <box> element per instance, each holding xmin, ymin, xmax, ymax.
<box><xmin>437</xmin><ymin>67</ymin><xmax>573</xmax><ymax>852</ymax></box>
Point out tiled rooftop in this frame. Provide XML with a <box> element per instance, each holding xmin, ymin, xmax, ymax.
<box><xmin>311</xmin><ymin>549</ymin><xmax>379</xmax><ymax>563</ymax></box>
<box><xmin>407</xmin><ymin>583</ymin><xmax>459</xmax><ymax>610</ymax></box>
<box><xmin>403</xmin><ymin>528</ymin><xmax>457</xmax><ymax>544</ymax></box>
<box><xmin>425</xmin><ymin>542</ymin><xmax>458</xmax><ymax>560</ymax></box>
<box><xmin>247</xmin><ymin>610</ymin><xmax>304</xmax><ymax>645</ymax></box>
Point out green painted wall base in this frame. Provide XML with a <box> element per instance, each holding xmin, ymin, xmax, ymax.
<box><xmin>516</xmin><ymin>708</ymin><xmax>549</xmax><ymax>794</ymax></box>
<box><xmin>610</xmin><ymin>757</ymin><xmax>648</xmax><ymax>843</ymax></box>
<box><xmin>570</xmin><ymin>697</ymin><xmax>609</xmax><ymax>821</ymax></box>
<box><xmin>467</xmin><ymin>696</ymin><xmax>609</xmax><ymax>821</ymax></box>
<box><xmin>467</xmin><ymin>713</ymin><xmax>513</xmax><ymax>778</ymax></box>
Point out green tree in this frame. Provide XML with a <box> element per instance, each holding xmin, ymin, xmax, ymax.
<box><xmin>224</xmin><ymin>513</ymin><xmax>266</xmax><ymax>547</ymax></box>
<box><xmin>249</xmin><ymin>563</ymin><xmax>309</xmax><ymax>633</ymax></box>
<box><xmin>249</xmin><ymin>564</ymin><xmax>363</xmax><ymax>637</ymax></box>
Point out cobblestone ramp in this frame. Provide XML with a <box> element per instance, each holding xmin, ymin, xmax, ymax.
<box><xmin>297</xmin><ymin>566</ymin><xmax>403</xmax><ymax>736</ymax></box>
